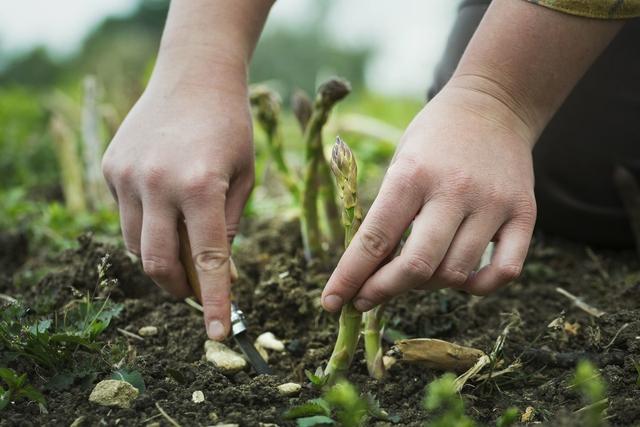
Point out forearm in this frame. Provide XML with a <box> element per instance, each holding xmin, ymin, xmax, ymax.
<box><xmin>446</xmin><ymin>0</ymin><xmax>623</xmax><ymax>145</ymax></box>
<box><xmin>150</xmin><ymin>0</ymin><xmax>274</xmax><ymax>92</ymax></box>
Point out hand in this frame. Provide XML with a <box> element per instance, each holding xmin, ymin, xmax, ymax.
<box><xmin>322</xmin><ymin>83</ymin><xmax>537</xmax><ymax>312</ymax></box>
<box><xmin>102</xmin><ymin>71</ymin><xmax>254</xmax><ymax>340</ymax></box>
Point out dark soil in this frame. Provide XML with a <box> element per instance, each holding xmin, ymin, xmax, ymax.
<box><xmin>1</xmin><ymin>220</ymin><xmax>639</xmax><ymax>426</ymax></box>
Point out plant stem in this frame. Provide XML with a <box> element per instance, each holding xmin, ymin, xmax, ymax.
<box><xmin>363</xmin><ymin>305</ymin><xmax>385</xmax><ymax>379</ymax></box>
<box><xmin>49</xmin><ymin>113</ymin><xmax>87</xmax><ymax>214</ymax></box>
<box><xmin>324</xmin><ymin>302</ymin><xmax>363</xmax><ymax>382</ymax></box>
<box><xmin>325</xmin><ymin>136</ymin><xmax>364</xmax><ymax>384</ymax></box>
<box><xmin>301</xmin><ymin>78</ymin><xmax>350</xmax><ymax>261</ymax></box>
<box><xmin>250</xmin><ymin>86</ymin><xmax>300</xmax><ymax>202</ymax></box>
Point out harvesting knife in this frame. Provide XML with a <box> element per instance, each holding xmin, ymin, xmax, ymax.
<box><xmin>178</xmin><ymin>221</ymin><xmax>273</xmax><ymax>375</ymax></box>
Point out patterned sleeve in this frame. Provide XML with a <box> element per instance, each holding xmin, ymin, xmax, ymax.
<box><xmin>526</xmin><ymin>0</ymin><xmax>640</xmax><ymax>19</ymax></box>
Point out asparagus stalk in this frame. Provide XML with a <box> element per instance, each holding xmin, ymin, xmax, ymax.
<box><xmin>249</xmin><ymin>85</ymin><xmax>300</xmax><ymax>202</ymax></box>
<box><xmin>363</xmin><ymin>305</ymin><xmax>385</xmax><ymax>379</ymax></box>
<box><xmin>291</xmin><ymin>89</ymin><xmax>312</xmax><ymax>132</ymax></box>
<box><xmin>325</xmin><ymin>136</ymin><xmax>364</xmax><ymax>384</ymax></box>
<box><xmin>50</xmin><ymin>113</ymin><xmax>87</xmax><ymax>214</ymax></box>
<box><xmin>301</xmin><ymin>78</ymin><xmax>350</xmax><ymax>260</ymax></box>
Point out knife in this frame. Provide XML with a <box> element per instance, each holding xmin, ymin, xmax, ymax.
<box><xmin>178</xmin><ymin>220</ymin><xmax>273</xmax><ymax>375</ymax></box>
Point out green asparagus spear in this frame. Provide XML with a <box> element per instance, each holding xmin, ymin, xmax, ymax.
<box><xmin>250</xmin><ymin>85</ymin><xmax>300</xmax><ymax>202</ymax></box>
<box><xmin>301</xmin><ymin>78</ymin><xmax>350</xmax><ymax>260</ymax></box>
<box><xmin>325</xmin><ymin>136</ymin><xmax>363</xmax><ymax>384</ymax></box>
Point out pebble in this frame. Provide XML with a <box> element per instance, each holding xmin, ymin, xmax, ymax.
<box><xmin>214</xmin><ymin>424</ymin><xmax>240</xmax><ymax>427</ymax></box>
<box><xmin>89</xmin><ymin>380</ymin><xmax>139</xmax><ymax>408</ymax></box>
<box><xmin>138</xmin><ymin>326</ymin><xmax>158</xmax><ymax>337</ymax></box>
<box><xmin>256</xmin><ymin>332</ymin><xmax>285</xmax><ymax>352</ymax></box>
<box><xmin>192</xmin><ymin>390</ymin><xmax>205</xmax><ymax>403</ymax></box>
<box><xmin>204</xmin><ymin>340</ymin><xmax>247</xmax><ymax>374</ymax></box>
<box><xmin>276</xmin><ymin>382</ymin><xmax>302</xmax><ymax>396</ymax></box>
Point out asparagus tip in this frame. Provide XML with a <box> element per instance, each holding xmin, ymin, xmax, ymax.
<box><xmin>318</xmin><ymin>77</ymin><xmax>351</xmax><ymax>106</ymax></box>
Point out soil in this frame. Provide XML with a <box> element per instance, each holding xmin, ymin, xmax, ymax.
<box><xmin>1</xmin><ymin>219</ymin><xmax>639</xmax><ymax>426</ymax></box>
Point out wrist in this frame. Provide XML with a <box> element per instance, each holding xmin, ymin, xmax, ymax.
<box><xmin>443</xmin><ymin>73</ymin><xmax>543</xmax><ymax>149</ymax></box>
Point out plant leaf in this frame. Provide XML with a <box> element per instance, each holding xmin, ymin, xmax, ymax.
<box><xmin>111</xmin><ymin>369</ymin><xmax>145</xmax><ymax>392</ymax></box>
<box><xmin>284</xmin><ymin>399</ymin><xmax>331</xmax><ymax>419</ymax></box>
<box><xmin>296</xmin><ymin>415</ymin><xmax>335</xmax><ymax>427</ymax></box>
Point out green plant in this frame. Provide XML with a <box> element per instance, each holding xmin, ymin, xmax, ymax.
<box><xmin>301</xmin><ymin>78</ymin><xmax>350</xmax><ymax>260</ymax></box>
<box><xmin>633</xmin><ymin>359</ymin><xmax>640</xmax><ymax>388</ymax></box>
<box><xmin>250</xmin><ymin>85</ymin><xmax>300</xmax><ymax>202</ymax></box>
<box><xmin>571</xmin><ymin>360</ymin><xmax>608</xmax><ymax>427</ymax></box>
<box><xmin>0</xmin><ymin>255</ymin><xmax>122</xmax><ymax>383</ymax></box>
<box><xmin>0</xmin><ymin>368</ymin><xmax>45</xmax><ymax>411</ymax></box>
<box><xmin>324</xmin><ymin>137</ymin><xmax>364</xmax><ymax>385</ymax></box>
<box><xmin>284</xmin><ymin>379</ymin><xmax>398</xmax><ymax>426</ymax></box>
<box><xmin>495</xmin><ymin>407</ymin><xmax>519</xmax><ymax>427</ymax></box>
<box><xmin>423</xmin><ymin>373</ymin><xmax>474</xmax><ymax>427</ymax></box>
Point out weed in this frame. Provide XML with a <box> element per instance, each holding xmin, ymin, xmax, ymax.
<box><xmin>571</xmin><ymin>360</ymin><xmax>608</xmax><ymax>427</ymax></box>
<box><xmin>0</xmin><ymin>368</ymin><xmax>45</xmax><ymax>411</ymax></box>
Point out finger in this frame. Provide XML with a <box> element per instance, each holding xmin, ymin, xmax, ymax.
<box><xmin>351</xmin><ymin>199</ymin><xmax>464</xmax><ymax>311</ymax></box>
<box><xmin>117</xmin><ymin>191</ymin><xmax>143</xmax><ymax>256</ymax></box>
<box><xmin>322</xmin><ymin>168</ymin><xmax>424</xmax><ymax>312</ymax></box>
<box><xmin>425</xmin><ymin>212</ymin><xmax>504</xmax><ymax>290</ymax></box>
<box><xmin>182</xmin><ymin>195</ymin><xmax>232</xmax><ymax>342</ymax></box>
<box><xmin>459</xmin><ymin>216</ymin><xmax>534</xmax><ymax>295</ymax></box>
<box><xmin>140</xmin><ymin>201</ymin><xmax>191</xmax><ymax>298</ymax></box>
<box><xmin>225</xmin><ymin>173</ymin><xmax>253</xmax><ymax>243</ymax></box>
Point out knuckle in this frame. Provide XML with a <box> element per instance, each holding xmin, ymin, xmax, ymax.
<box><xmin>437</xmin><ymin>266</ymin><xmax>468</xmax><ymax>288</ymax></box>
<box><xmin>448</xmin><ymin>171</ymin><xmax>475</xmax><ymax>195</ymax></box>
<box><xmin>386</xmin><ymin>158</ymin><xmax>427</xmax><ymax>197</ymax></box>
<box><xmin>141</xmin><ymin>165</ymin><xmax>168</xmax><ymax>190</ymax></box>
<box><xmin>142</xmin><ymin>255</ymin><xmax>175</xmax><ymax>279</ymax></box>
<box><xmin>357</xmin><ymin>225</ymin><xmax>392</xmax><ymax>260</ymax></box>
<box><xmin>403</xmin><ymin>254</ymin><xmax>436</xmax><ymax>282</ymax></box>
<box><xmin>194</xmin><ymin>248</ymin><xmax>230</xmax><ymax>272</ymax></box>
<box><xmin>181</xmin><ymin>170</ymin><xmax>228</xmax><ymax>200</ymax></box>
<box><xmin>514</xmin><ymin>195</ymin><xmax>537</xmax><ymax>222</ymax></box>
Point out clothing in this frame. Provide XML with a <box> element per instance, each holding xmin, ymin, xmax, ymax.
<box><xmin>429</xmin><ymin>0</ymin><xmax>640</xmax><ymax>248</ymax></box>
<box><xmin>526</xmin><ymin>0</ymin><xmax>640</xmax><ymax>19</ymax></box>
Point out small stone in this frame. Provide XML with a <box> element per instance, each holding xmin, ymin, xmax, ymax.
<box><xmin>146</xmin><ymin>423</ymin><xmax>161</xmax><ymax>427</ymax></box>
<box><xmin>383</xmin><ymin>355</ymin><xmax>397</xmax><ymax>370</ymax></box>
<box><xmin>89</xmin><ymin>380</ymin><xmax>139</xmax><ymax>408</ymax></box>
<box><xmin>255</xmin><ymin>343</ymin><xmax>270</xmax><ymax>362</ymax></box>
<box><xmin>205</xmin><ymin>340</ymin><xmax>247</xmax><ymax>374</ymax></box>
<box><xmin>138</xmin><ymin>326</ymin><xmax>158</xmax><ymax>337</ymax></box>
<box><xmin>208</xmin><ymin>412</ymin><xmax>219</xmax><ymax>422</ymax></box>
<box><xmin>214</xmin><ymin>424</ymin><xmax>240</xmax><ymax>427</ymax></box>
<box><xmin>256</xmin><ymin>332</ymin><xmax>285</xmax><ymax>352</ymax></box>
<box><xmin>276</xmin><ymin>382</ymin><xmax>302</xmax><ymax>396</ymax></box>
<box><xmin>192</xmin><ymin>390</ymin><xmax>205</xmax><ymax>403</ymax></box>
<box><xmin>259</xmin><ymin>424</ymin><xmax>279</xmax><ymax>427</ymax></box>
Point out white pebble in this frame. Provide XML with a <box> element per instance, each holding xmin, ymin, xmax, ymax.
<box><xmin>204</xmin><ymin>340</ymin><xmax>247</xmax><ymax>374</ymax></box>
<box><xmin>277</xmin><ymin>382</ymin><xmax>302</xmax><ymax>396</ymax></box>
<box><xmin>256</xmin><ymin>332</ymin><xmax>285</xmax><ymax>352</ymax></box>
<box><xmin>137</xmin><ymin>326</ymin><xmax>158</xmax><ymax>337</ymax></box>
<box><xmin>192</xmin><ymin>390</ymin><xmax>205</xmax><ymax>403</ymax></box>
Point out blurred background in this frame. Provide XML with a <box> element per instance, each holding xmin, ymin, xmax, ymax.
<box><xmin>0</xmin><ymin>0</ymin><xmax>458</xmax><ymax>257</ymax></box>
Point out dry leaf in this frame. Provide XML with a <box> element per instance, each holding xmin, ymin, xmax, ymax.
<box><xmin>395</xmin><ymin>338</ymin><xmax>485</xmax><ymax>372</ymax></box>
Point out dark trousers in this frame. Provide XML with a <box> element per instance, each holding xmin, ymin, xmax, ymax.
<box><xmin>429</xmin><ymin>0</ymin><xmax>640</xmax><ymax>248</ymax></box>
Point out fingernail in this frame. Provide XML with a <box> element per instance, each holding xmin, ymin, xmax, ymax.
<box><xmin>322</xmin><ymin>294</ymin><xmax>343</xmax><ymax>312</ymax></box>
<box><xmin>208</xmin><ymin>320</ymin><xmax>226</xmax><ymax>341</ymax></box>
<box><xmin>354</xmin><ymin>298</ymin><xmax>374</xmax><ymax>312</ymax></box>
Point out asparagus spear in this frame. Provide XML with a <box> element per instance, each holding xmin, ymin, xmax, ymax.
<box><xmin>363</xmin><ymin>305</ymin><xmax>385</xmax><ymax>379</ymax></box>
<box><xmin>301</xmin><ymin>78</ymin><xmax>350</xmax><ymax>260</ymax></box>
<box><xmin>325</xmin><ymin>136</ymin><xmax>364</xmax><ymax>384</ymax></box>
<box><xmin>249</xmin><ymin>85</ymin><xmax>300</xmax><ymax>202</ymax></box>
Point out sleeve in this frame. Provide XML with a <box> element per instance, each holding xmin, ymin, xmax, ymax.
<box><xmin>525</xmin><ymin>0</ymin><xmax>640</xmax><ymax>19</ymax></box>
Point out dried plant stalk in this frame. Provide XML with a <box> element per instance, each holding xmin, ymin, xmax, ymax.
<box><xmin>395</xmin><ymin>338</ymin><xmax>486</xmax><ymax>372</ymax></box>
<box><xmin>50</xmin><ymin>113</ymin><xmax>87</xmax><ymax>213</ymax></box>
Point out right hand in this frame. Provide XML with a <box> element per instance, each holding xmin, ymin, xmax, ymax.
<box><xmin>102</xmin><ymin>70</ymin><xmax>254</xmax><ymax>341</ymax></box>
